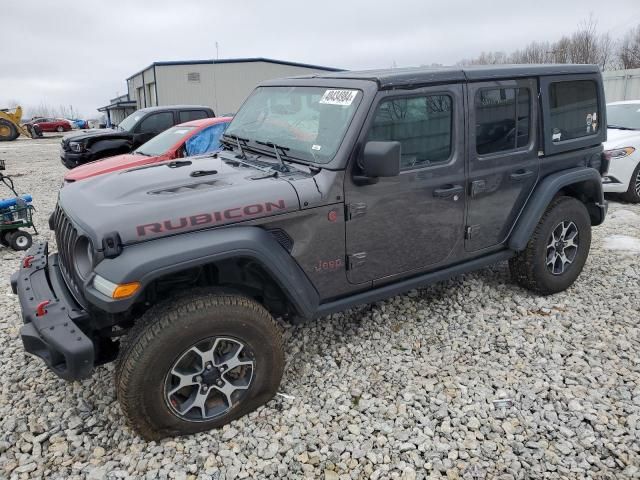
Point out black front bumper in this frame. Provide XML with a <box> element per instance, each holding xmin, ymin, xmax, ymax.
<box><xmin>60</xmin><ymin>150</ymin><xmax>93</xmax><ymax>169</ymax></box>
<box><xmin>11</xmin><ymin>242</ymin><xmax>94</xmax><ymax>380</ymax></box>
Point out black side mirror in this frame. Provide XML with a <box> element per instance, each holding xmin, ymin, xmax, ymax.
<box><xmin>354</xmin><ymin>141</ymin><xmax>401</xmax><ymax>185</ymax></box>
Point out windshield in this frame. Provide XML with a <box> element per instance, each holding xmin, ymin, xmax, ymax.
<box><xmin>607</xmin><ymin>103</ymin><xmax>640</xmax><ymax>130</ymax></box>
<box><xmin>135</xmin><ymin>126</ymin><xmax>195</xmax><ymax>156</ymax></box>
<box><xmin>118</xmin><ymin>112</ymin><xmax>144</xmax><ymax>131</ymax></box>
<box><xmin>225</xmin><ymin>86</ymin><xmax>362</xmax><ymax>164</ymax></box>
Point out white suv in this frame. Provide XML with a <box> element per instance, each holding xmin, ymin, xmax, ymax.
<box><xmin>603</xmin><ymin>101</ymin><xmax>640</xmax><ymax>202</ymax></box>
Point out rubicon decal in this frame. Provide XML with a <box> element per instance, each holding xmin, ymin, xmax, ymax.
<box><xmin>136</xmin><ymin>200</ymin><xmax>286</xmax><ymax>237</ymax></box>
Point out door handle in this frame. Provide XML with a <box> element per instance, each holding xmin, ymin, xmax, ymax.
<box><xmin>509</xmin><ymin>170</ymin><xmax>534</xmax><ymax>182</ymax></box>
<box><xmin>434</xmin><ymin>184</ymin><xmax>464</xmax><ymax>198</ymax></box>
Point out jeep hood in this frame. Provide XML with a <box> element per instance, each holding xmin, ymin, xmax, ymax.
<box><xmin>604</xmin><ymin>128</ymin><xmax>640</xmax><ymax>149</ymax></box>
<box><xmin>58</xmin><ymin>155</ymin><xmax>302</xmax><ymax>248</ymax></box>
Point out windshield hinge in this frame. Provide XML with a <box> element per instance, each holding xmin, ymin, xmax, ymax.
<box><xmin>465</xmin><ymin>225</ymin><xmax>480</xmax><ymax>240</ymax></box>
<box><xmin>346</xmin><ymin>202</ymin><xmax>367</xmax><ymax>220</ymax></box>
<box><xmin>347</xmin><ymin>252</ymin><xmax>367</xmax><ymax>270</ymax></box>
<box><xmin>102</xmin><ymin>231</ymin><xmax>122</xmax><ymax>259</ymax></box>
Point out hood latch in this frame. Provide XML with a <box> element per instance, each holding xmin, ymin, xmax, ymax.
<box><xmin>102</xmin><ymin>231</ymin><xmax>123</xmax><ymax>259</ymax></box>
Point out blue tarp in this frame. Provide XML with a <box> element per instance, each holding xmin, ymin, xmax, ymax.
<box><xmin>0</xmin><ymin>194</ymin><xmax>32</xmax><ymax>210</ymax></box>
<box><xmin>185</xmin><ymin>123</ymin><xmax>228</xmax><ymax>156</ymax></box>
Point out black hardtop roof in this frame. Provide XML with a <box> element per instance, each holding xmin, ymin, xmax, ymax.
<box><xmin>299</xmin><ymin>64</ymin><xmax>601</xmax><ymax>88</ymax></box>
<box><xmin>136</xmin><ymin>105</ymin><xmax>214</xmax><ymax>113</ymax></box>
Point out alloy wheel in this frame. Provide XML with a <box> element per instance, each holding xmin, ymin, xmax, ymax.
<box><xmin>546</xmin><ymin>221</ymin><xmax>579</xmax><ymax>275</ymax></box>
<box><xmin>164</xmin><ymin>337</ymin><xmax>255</xmax><ymax>422</ymax></box>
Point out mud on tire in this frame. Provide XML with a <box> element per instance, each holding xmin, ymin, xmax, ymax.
<box><xmin>509</xmin><ymin>196</ymin><xmax>591</xmax><ymax>295</ymax></box>
<box><xmin>116</xmin><ymin>292</ymin><xmax>284</xmax><ymax>440</ymax></box>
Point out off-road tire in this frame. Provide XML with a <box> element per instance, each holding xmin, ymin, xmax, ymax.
<box><xmin>509</xmin><ymin>196</ymin><xmax>591</xmax><ymax>295</ymax></box>
<box><xmin>0</xmin><ymin>119</ymin><xmax>19</xmax><ymax>141</ymax></box>
<box><xmin>116</xmin><ymin>292</ymin><xmax>284</xmax><ymax>440</ymax></box>
<box><xmin>9</xmin><ymin>230</ymin><xmax>32</xmax><ymax>251</ymax></box>
<box><xmin>621</xmin><ymin>162</ymin><xmax>640</xmax><ymax>203</ymax></box>
<box><xmin>0</xmin><ymin>229</ymin><xmax>17</xmax><ymax>247</ymax></box>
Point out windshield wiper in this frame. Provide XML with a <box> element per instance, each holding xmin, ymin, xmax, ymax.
<box><xmin>255</xmin><ymin>140</ymin><xmax>292</xmax><ymax>172</ymax></box>
<box><xmin>135</xmin><ymin>151</ymin><xmax>151</xmax><ymax>156</ymax></box>
<box><xmin>222</xmin><ymin>133</ymin><xmax>257</xmax><ymax>159</ymax></box>
<box><xmin>607</xmin><ymin>125</ymin><xmax>636</xmax><ymax>130</ymax></box>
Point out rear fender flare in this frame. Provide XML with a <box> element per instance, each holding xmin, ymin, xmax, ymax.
<box><xmin>87</xmin><ymin>226</ymin><xmax>319</xmax><ymax>318</ymax></box>
<box><xmin>509</xmin><ymin>167</ymin><xmax>605</xmax><ymax>252</ymax></box>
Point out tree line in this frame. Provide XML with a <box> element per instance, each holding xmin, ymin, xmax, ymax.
<box><xmin>459</xmin><ymin>17</ymin><xmax>640</xmax><ymax>70</ymax></box>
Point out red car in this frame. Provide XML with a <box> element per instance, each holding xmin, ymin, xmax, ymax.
<box><xmin>64</xmin><ymin>117</ymin><xmax>232</xmax><ymax>182</ymax></box>
<box><xmin>29</xmin><ymin>117</ymin><xmax>72</xmax><ymax>133</ymax></box>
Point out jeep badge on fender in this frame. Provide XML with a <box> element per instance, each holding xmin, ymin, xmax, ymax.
<box><xmin>12</xmin><ymin>64</ymin><xmax>608</xmax><ymax>439</ymax></box>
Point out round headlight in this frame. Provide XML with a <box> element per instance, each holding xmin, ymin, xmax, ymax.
<box><xmin>69</xmin><ymin>141</ymin><xmax>84</xmax><ymax>153</ymax></box>
<box><xmin>73</xmin><ymin>236</ymin><xmax>94</xmax><ymax>279</ymax></box>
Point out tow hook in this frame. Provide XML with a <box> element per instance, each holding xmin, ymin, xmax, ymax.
<box><xmin>22</xmin><ymin>255</ymin><xmax>35</xmax><ymax>268</ymax></box>
<box><xmin>36</xmin><ymin>300</ymin><xmax>50</xmax><ymax>317</ymax></box>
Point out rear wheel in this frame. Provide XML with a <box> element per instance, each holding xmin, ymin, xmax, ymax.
<box><xmin>0</xmin><ymin>229</ymin><xmax>17</xmax><ymax>247</ymax></box>
<box><xmin>10</xmin><ymin>230</ymin><xmax>32</xmax><ymax>251</ymax></box>
<box><xmin>509</xmin><ymin>196</ymin><xmax>591</xmax><ymax>295</ymax></box>
<box><xmin>0</xmin><ymin>119</ymin><xmax>19</xmax><ymax>142</ymax></box>
<box><xmin>621</xmin><ymin>162</ymin><xmax>640</xmax><ymax>203</ymax></box>
<box><xmin>116</xmin><ymin>292</ymin><xmax>284</xmax><ymax>440</ymax></box>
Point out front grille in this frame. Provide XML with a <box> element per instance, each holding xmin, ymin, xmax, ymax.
<box><xmin>51</xmin><ymin>204</ymin><xmax>83</xmax><ymax>301</ymax></box>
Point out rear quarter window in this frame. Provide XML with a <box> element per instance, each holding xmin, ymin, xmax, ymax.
<box><xmin>548</xmin><ymin>80</ymin><xmax>599</xmax><ymax>143</ymax></box>
<box><xmin>179</xmin><ymin>110</ymin><xmax>209</xmax><ymax>123</ymax></box>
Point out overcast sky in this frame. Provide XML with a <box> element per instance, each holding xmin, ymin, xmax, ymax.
<box><xmin>2</xmin><ymin>0</ymin><xmax>639</xmax><ymax>117</ymax></box>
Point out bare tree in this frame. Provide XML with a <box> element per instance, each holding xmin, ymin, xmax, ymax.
<box><xmin>0</xmin><ymin>99</ymin><xmax>22</xmax><ymax>109</ymax></box>
<box><xmin>618</xmin><ymin>25</ymin><xmax>640</xmax><ymax>69</ymax></box>
<box><xmin>457</xmin><ymin>16</ymin><xmax>638</xmax><ymax>71</ymax></box>
<box><xmin>598</xmin><ymin>32</ymin><xmax>616</xmax><ymax>70</ymax></box>
<box><xmin>569</xmin><ymin>15</ymin><xmax>601</xmax><ymax>64</ymax></box>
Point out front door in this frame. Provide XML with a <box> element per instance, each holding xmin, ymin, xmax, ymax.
<box><xmin>465</xmin><ymin>78</ymin><xmax>539</xmax><ymax>251</ymax></box>
<box><xmin>344</xmin><ymin>84</ymin><xmax>466</xmax><ymax>284</ymax></box>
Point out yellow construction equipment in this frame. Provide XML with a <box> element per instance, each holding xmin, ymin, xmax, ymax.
<box><xmin>0</xmin><ymin>106</ymin><xmax>41</xmax><ymax>141</ymax></box>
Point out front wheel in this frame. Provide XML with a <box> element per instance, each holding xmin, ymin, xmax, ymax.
<box><xmin>509</xmin><ymin>196</ymin><xmax>591</xmax><ymax>295</ymax></box>
<box><xmin>0</xmin><ymin>119</ymin><xmax>19</xmax><ymax>141</ymax></box>
<box><xmin>56</xmin><ymin>126</ymin><xmax>64</xmax><ymax>132</ymax></box>
<box><xmin>621</xmin><ymin>162</ymin><xmax>640</xmax><ymax>203</ymax></box>
<box><xmin>116</xmin><ymin>292</ymin><xmax>284</xmax><ymax>440</ymax></box>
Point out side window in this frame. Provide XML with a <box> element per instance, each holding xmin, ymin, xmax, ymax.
<box><xmin>367</xmin><ymin>95</ymin><xmax>453</xmax><ymax>170</ymax></box>
<box><xmin>475</xmin><ymin>87</ymin><xmax>531</xmax><ymax>155</ymax></box>
<box><xmin>548</xmin><ymin>80</ymin><xmax>598</xmax><ymax>143</ymax></box>
<box><xmin>138</xmin><ymin>112</ymin><xmax>174</xmax><ymax>134</ymax></box>
<box><xmin>179</xmin><ymin>110</ymin><xmax>208</xmax><ymax>123</ymax></box>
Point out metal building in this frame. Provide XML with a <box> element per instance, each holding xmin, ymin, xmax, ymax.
<box><xmin>97</xmin><ymin>94</ymin><xmax>137</xmax><ymax>126</ymax></box>
<box><xmin>104</xmin><ymin>58</ymin><xmax>341</xmax><ymax>122</ymax></box>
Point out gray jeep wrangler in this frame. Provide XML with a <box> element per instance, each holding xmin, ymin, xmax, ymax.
<box><xmin>12</xmin><ymin>64</ymin><xmax>608</xmax><ymax>439</ymax></box>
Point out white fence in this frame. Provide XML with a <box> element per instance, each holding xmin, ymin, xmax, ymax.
<box><xmin>603</xmin><ymin>68</ymin><xmax>640</xmax><ymax>102</ymax></box>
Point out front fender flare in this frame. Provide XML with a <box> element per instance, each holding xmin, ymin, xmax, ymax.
<box><xmin>508</xmin><ymin>167</ymin><xmax>606</xmax><ymax>252</ymax></box>
<box><xmin>89</xmin><ymin>138</ymin><xmax>131</xmax><ymax>155</ymax></box>
<box><xmin>86</xmin><ymin>226</ymin><xmax>320</xmax><ymax>317</ymax></box>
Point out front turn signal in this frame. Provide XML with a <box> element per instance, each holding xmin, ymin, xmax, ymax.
<box><xmin>93</xmin><ymin>275</ymin><xmax>141</xmax><ymax>299</ymax></box>
<box><xmin>112</xmin><ymin>282</ymin><xmax>141</xmax><ymax>299</ymax></box>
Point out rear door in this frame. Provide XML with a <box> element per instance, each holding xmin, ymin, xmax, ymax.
<box><xmin>134</xmin><ymin>111</ymin><xmax>175</xmax><ymax>146</ymax></box>
<box><xmin>39</xmin><ymin>118</ymin><xmax>54</xmax><ymax>131</ymax></box>
<box><xmin>344</xmin><ymin>84</ymin><xmax>466</xmax><ymax>284</ymax></box>
<box><xmin>465</xmin><ymin>78</ymin><xmax>539</xmax><ymax>251</ymax></box>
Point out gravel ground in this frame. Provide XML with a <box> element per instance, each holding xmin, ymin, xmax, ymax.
<box><xmin>0</xmin><ymin>136</ymin><xmax>639</xmax><ymax>480</ymax></box>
